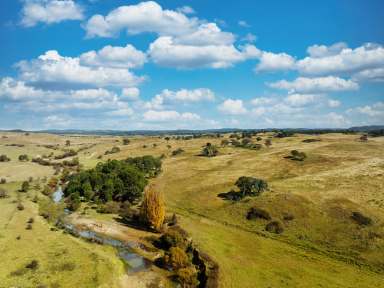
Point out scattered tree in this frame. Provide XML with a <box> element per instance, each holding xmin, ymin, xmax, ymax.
<box><xmin>359</xmin><ymin>134</ymin><xmax>368</xmax><ymax>142</ymax></box>
<box><xmin>0</xmin><ymin>188</ymin><xmax>8</xmax><ymax>198</ymax></box>
<box><xmin>201</xmin><ymin>143</ymin><xmax>219</xmax><ymax>157</ymax></box>
<box><xmin>265</xmin><ymin>139</ymin><xmax>272</xmax><ymax>147</ymax></box>
<box><xmin>20</xmin><ymin>181</ymin><xmax>30</xmax><ymax>192</ymax></box>
<box><xmin>265</xmin><ymin>220</ymin><xmax>284</xmax><ymax>234</ymax></box>
<box><xmin>122</xmin><ymin>138</ymin><xmax>130</xmax><ymax>145</ymax></box>
<box><xmin>0</xmin><ymin>154</ymin><xmax>10</xmax><ymax>162</ymax></box>
<box><xmin>18</xmin><ymin>154</ymin><xmax>29</xmax><ymax>161</ymax></box>
<box><xmin>288</xmin><ymin>150</ymin><xmax>307</xmax><ymax>161</ymax></box>
<box><xmin>65</xmin><ymin>140</ymin><xmax>71</xmax><ymax>146</ymax></box>
<box><xmin>235</xmin><ymin>176</ymin><xmax>268</xmax><ymax>197</ymax></box>
<box><xmin>0</xmin><ymin>178</ymin><xmax>6</xmax><ymax>184</ymax></box>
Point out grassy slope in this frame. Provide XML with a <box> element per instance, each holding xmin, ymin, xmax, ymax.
<box><xmin>0</xmin><ymin>183</ymin><xmax>123</xmax><ymax>288</ymax></box>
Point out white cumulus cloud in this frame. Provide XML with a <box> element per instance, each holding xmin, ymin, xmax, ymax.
<box><xmin>218</xmin><ymin>99</ymin><xmax>247</xmax><ymax>115</ymax></box>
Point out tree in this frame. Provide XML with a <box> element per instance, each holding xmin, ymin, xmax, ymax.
<box><xmin>65</xmin><ymin>140</ymin><xmax>71</xmax><ymax>146</ymax></box>
<box><xmin>265</xmin><ymin>139</ymin><xmax>272</xmax><ymax>147</ymax></box>
<box><xmin>359</xmin><ymin>134</ymin><xmax>368</xmax><ymax>142</ymax></box>
<box><xmin>290</xmin><ymin>150</ymin><xmax>307</xmax><ymax>161</ymax></box>
<box><xmin>221</xmin><ymin>139</ymin><xmax>229</xmax><ymax>147</ymax></box>
<box><xmin>241</xmin><ymin>138</ymin><xmax>252</xmax><ymax>146</ymax></box>
<box><xmin>235</xmin><ymin>176</ymin><xmax>268</xmax><ymax>197</ymax></box>
<box><xmin>140</xmin><ymin>185</ymin><xmax>165</xmax><ymax>231</ymax></box>
<box><xmin>18</xmin><ymin>154</ymin><xmax>29</xmax><ymax>161</ymax></box>
<box><xmin>0</xmin><ymin>178</ymin><xmax>6</xmax><ymax>184</ymax></box>
<box><xmin>0</xmin><ymin>154</ymin><xmax>10</xmax><ymax>162</ymax></box>
<box><xmin>0</xmin><ymin>188</ymin><xmax>7</xmax><ymax>198</ymax></box>
<box><xmin>201</xmin><ymin>143</ymin><xmax>218</xmax><ymax>157</ymax></box>
<box><xmin>20</xmin><ymin>181</ymin><xmax>30</xmax><ymax>192</ymax></box>
<box><xmin>122</xmin><ymin>138</ymin><xmax>130</xmax><ymax>145</ymax></box>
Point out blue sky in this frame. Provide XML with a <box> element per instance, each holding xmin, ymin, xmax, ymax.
<box><xmin>0</xmin><ymin>0</ymin><xmax>383</xmax><ymax>130</ymax></box>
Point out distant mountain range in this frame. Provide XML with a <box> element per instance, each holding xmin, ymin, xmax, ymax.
<box><xmin>1</xmin><ymin>125</ymin><xmax>383</xmax><ymax>136</ymax></box>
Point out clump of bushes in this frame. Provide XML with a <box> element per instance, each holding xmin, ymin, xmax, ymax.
<box><xmin>18</xmin><ymin>154</ymin><xmax>29</xmax><ymax>161</ymax></box>
<box><xmin>172</xmin><ymin>148</ymin><xmax>185</xmax><ymax>156</ymax></box>
<box><xmin>0</xmin><ymin>154</ymin><xmax>10</xmax><ymax>162</ymax></box>
<box><xmin>97</xmin><ymin>201</ymin><xmax>121</xmax><ymax>214</ymax></box>
<box><xmin>351</xmin><ymin>211</ymin><xmax>372</xmax><ymax>226</ymax></box>
<box><xmin>156</xmin><ymin>226</ymin><xmax>190</xmax><ymax>250</ymax></box>
<box><xmin>265</xmin><ymin>220</ymin><xmax>284</xmax><ymax>234</ymax></box>
<box><xmin>286</xmin><ymin>150</ymin><xmax>307</xmax><ymax>161</ymax></box>
<box><xmin>201</xmin><ymin>143</ymin><xmax>219</xmax><ymax>157</ymax></box>
<box><xmin>246</xmin><ymin>207</ymin><xmax>271</xmax><ymax>220</ymax></box>
<box><xmin>105</xmin><ymin>146</ymin><xmax>120</xmax><ymax>155</ymax></box>
<box><xmin>0</xmin><ymin>188</ymin><xmax>8</xmax><ymax>198</ymax></box>
<box><xmin>54</xmin><ymin>149</ymin><xmax>77</xmax><ymax>160</ymax></box>
<box><xmin>125</xmin><ymin>155</ymin><xmax>162</xmax><ymax>177</ymax></box>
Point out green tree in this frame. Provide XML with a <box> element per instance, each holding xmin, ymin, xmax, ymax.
<box><xmin>20</xmin><ymin>181</ymin><xmax>30</xmax><ymax>192</ymax></box>
<box><xmin>201</xmin><ymin>143</ymin><xmax>219</xmax><ymax>157</ymax></box>
<box><xmin>235</xmin><ymin>176</ymin><xmax>268</xmax><ymax>197</ymax></box>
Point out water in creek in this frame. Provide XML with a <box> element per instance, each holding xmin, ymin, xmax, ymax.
<box><xmin>52</xmin><ymin>186</ymin><xmax>64</xmax><ymax>203</ymax></box>
<box><xmin>62</xmin><ymin>222</ymin><xmax>152</xmax><ymax>274</ymax></box>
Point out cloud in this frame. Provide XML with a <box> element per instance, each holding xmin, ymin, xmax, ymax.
<box><xmin>218</xmin><ymin>99</ymin><xmax>247</xmax><ymax>115</ymax></box>
<box><xmin>238</xmin><ymin>20</ymin><xmax>250</xmax><ymax>28</ymax></box>
<box><xmin>352</xmin><ymin>68</ymin><xmax>384</xmax><ymax>82</ymax></box>
<box><xmin>255</xmin><ymin>51</ymin><xmax>296</xmax><ymax>72</ymax></box>
<box><xmin>121</xmin><ymin>87</ymin><xmax>140</xmax><ymax>100</ymax></box>
<box><xmin>148</xmin><ymin>37</ymin><xmax>260</xmax><ymax>68</ymax></box>
<box><xmin>284</xmin><ymin>93</ymin><xmax>317</xmax><ymax>106</ymax></box>
<box><xmin>84</xmin><ymin>1</ymin><xmax>197</xmax><ymax>38</ymax></box>
<box><xmin>144</xmin><ymin>88</ymin><xmax>215</xmax><ymax>110</ymax></box>
<box><xmin>347</xmin><ymin>102</ymin><xmax>384</xmax><ymax>117</ymax></box>
<box><xmin>80</xmin><ymin>44</ymin><xmax>146</xmax><ymax>69</ymax></box>
<box><xmin>176</xmin><ymin>6</ymin><xmax>195</xmax><ymax>14</ymax></box>
<box><xmin>251</xmin><ymin>97</ymin><xmax>276</xmax><ymax>106</ymax></box>
<box><xmin>16</xmin><ymin>50</ymin><xmax>144</xmax><ymax>89</ymax></box>
<box><xmin>269</xmin><ymin>76</ymin><xmax>359</xmax><ymax>93</ymax></box>
<box><xmin>328</xmin><ymin>99</ymin><xmax>341</xmax><ymax>108</ymax></box>
<box><xmin>143</xmin><ymin>110</ymin><xmax>200</xmax><ymax>122</ymax></box>
<box><xmin>43</xmin><ymin>115</ymin><xmax>72</xmax><ymax>127</ymax></box>
<box><xmin>21</xmin><ymin>0</ymin><xmax>84</xmax><ymax>27</ymax></box>
<box><xmin>108</xmin><ymin>107</ymin><xmax>134</xmax><ymax>116</ymax></box>
<box><xmin>297</xmin><ymin>43</ymin><xmax>384</xmax><ymax>76</ymax></box>
<box><xmin>241</xmin><ymin>33</ymin><xmax>257</xmax><ymax>43</ymax></box>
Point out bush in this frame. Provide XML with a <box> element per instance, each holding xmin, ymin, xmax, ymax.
<box><xmin>17</xmin><ymin>202</ymin><xmax>25</xmax><ymax>211</ymax></box>
<box><xmin>302</xmin><ymin>139</ymin><xmax>321</xmax><ymax>143</ymax></box>
<box><xmin>288</xmin><ymin>150</ymin><xmax>307</xmax><ymax>161</ymax></box>
<box><xmin>156</xmin><ymin>226</ymin><xmax>190</xmax><ymax>250</ymax></box>
<box><xmin>172</xmin><ymin>148</ymin><xmax>185</xmax><ymax>156</ymax></box>
<box><xmin>0</xmin><ymin>188</ymin><xmax>8</xmax><ymax>198</ymax></box>
<box><xmin>105</xmin><ymin>146</ymin><xmax>120</xmax><ymax>155</ymax></box>
<box><xmin>265</xmin><ymin>221</ymin><xmax>284</xmax><ymax>234</ymax></box>
<box><xmin>175</xmin><ymin>266</ymin><xmax>199</xmax><ymax>288</ymax></box>
<box><xmin>0</xmin><ymin>178</ymin><xmax>6</xmax><ymax>184</ymax></box>
<box><xmin>54</xmin><ymin>149</ymin><xmax>77</xmax><ymax>160</ymax></box>
<box><xmin>0</xmin><ymin>154</ymin><xmax>10</xmax><ymax>162</ymax></box>
<box><xmin>97</xmin><ymin>201</ymin><xmax>121</xmax><ymax>214</ymax></box>
<box><xmin>140</xmin><ymin>186</ymin><xmax>165</xmax><ymax>231</ymax></box>
<box><xmin>18</xmin><ymin>154</ymin><xmax>29</xmax><ymax>161</ymax></box>
<box><xmin>25</xmin><ymin>260</ymin><xmax>39</xmax><ymax>270</ymax></box>
<box><xmin>164</xmin><ymin>247</ymin><xmax>190</xmax><ymax>270</ymax></box>
<box><xmin>122</xmin><ymin>138</ymin><xmax>130</xmax><ymax>145</ymax></box>
<box><xmin>246</xmin><ymin>207</ymin><xmax>271</xmax><ymax>220</ymax></box>
<box><xmin>265</xmin><ymin>139</ymin><xmax>272</xmax><ymax>147</ymax></box>
<box><xmin>201</xmin><ymin>143</ymin><xmax>219</xmax><ymax>157</ymax></box>
<box><xmin>26</xmin><ymin>223</ymin><xmax>33</xmax><ymax>230</ymax></box>
<box><xmin>20</xmin><ymin>181</ymin><xmax>30</xmax><ymax>192</ymax></box>
<box><xmin>351</xmin><ymin>211</ymin><xmax>372</xmax><ymax>226</ymax></box>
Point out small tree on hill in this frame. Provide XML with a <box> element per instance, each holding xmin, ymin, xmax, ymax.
<box><xmin>235</xmin><ymin>176</ymin><xmax>268</xmax><ymax>197</ymax></box>
<box><xmin>140</xmin><ymin>185</ymin><xmax>165</xmax><ymax>231</ymax></box>
<box><xmin>65</xmin><ymin>140</ymin><xmax>71</xmax><ymax>146</ymax></box>
<box><xmin>201</xmin><ymin>143</ymin><xmax>219</xmax><ymax>157</ymax></box>
<box><xmin>265</xmin><ymin>139</ymin><xmax>272</xmax><ymax>147</ymax></box>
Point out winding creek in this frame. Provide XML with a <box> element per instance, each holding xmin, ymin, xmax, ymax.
<box><xmin>52</xmin><ymin>186</ymin><xmax>154</xmax><ymax>276</ymax></box>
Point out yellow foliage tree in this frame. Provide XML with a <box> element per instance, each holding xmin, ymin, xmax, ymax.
<box><xmin>141</xmin><ymin>185</ymin><xmax>165</xmax><ymax>231</ymax></box>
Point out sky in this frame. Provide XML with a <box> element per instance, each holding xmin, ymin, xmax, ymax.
<box><xmin>0</xmin><ymin>0</ymin><xmax>383</xmax><ymax>130</ymax></box>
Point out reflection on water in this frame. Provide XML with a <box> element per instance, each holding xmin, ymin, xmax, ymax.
<box><xmin>52</xmin><ymin>186</ymin><xmax>63</xmax><ymax>203</ymax></box>
<box><xmin>62</xmin><ymin>223</ymin><xmax>151</xmax><ymax>273</ymax></box>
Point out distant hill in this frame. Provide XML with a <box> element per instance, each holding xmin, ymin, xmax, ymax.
<box><xmin>0</xmin><ymin>125</ymin><xmax>383</xmax><ymax>136</ymax></box>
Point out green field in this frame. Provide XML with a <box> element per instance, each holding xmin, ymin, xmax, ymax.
<box><xmin>0</xmin><ymin>132</ymin><xmax>383</xmax><ymax>287</ymax></box>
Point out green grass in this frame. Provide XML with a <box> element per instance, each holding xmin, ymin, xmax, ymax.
<box><xmin>0</xmin><ymin>182</ymin><xmax>124</xmax><ymax>288</ymax></box>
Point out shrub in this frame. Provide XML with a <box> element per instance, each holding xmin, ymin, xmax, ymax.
<box><xmin>27</xmin><ymin>217</ymin><xmax>34</xmax><ymax>224</ymax></box>
<box><xmin>359</xmin><ymin>134</ymin><xmax>368</xmax><ymax>142</ymax></box>
<box><xmin>17</xmin><ymin>202</ymin><xmax>25</xmax><ymax>211</ymax></box>
<box><xmin>20</xmin><ymin>181</ymin><xmax>30</xmax><ymax>192</ymax></box>
<box><xmin>54</xmin><ymin>149</ymin><xmax>77</xmax><ymax>160</ymax></box>
<box><xmin>351</xmin><ymin>211</ymin><xmax>372</xmax><ymax>226</ymax></box>
<box><xmin>172</xmin><ymin>148</ymin><xmax>185</xmax><ymax>156</ymax></box>
<box><xmin>201</xmin><ymin>143</ymin><xmax>219</xmax><ymax>157</ymax></box>
<box><xmin>156</xmin><ymin>226</ymin><xmax>190</xmax><ymax>250</ymax></box>
<box><xmin>25</xmin><ymin>260</ymin><xmax>39</xmax><ymax>270</ymax></box>
<box><xmin>104</xmin><ymin>146</ymin><xmax>121</xmax><ymax>155</ymax></box>
<box><xmin>98</xmin><ymin>201</ymin><xmax>121</xmax><ymax>214</ymax></box>
<box><xmin>265</xmin><ymin>221</ymin><xmax>284</xmax><ymax>234</ymax></box>
<box><xmin>26</xmin><ymin>223</ymin><xmax>33</xmax><ymax>230</ymax></box>
<box><xmin>175</xmin><ymin>266</ymin><xmax>199</xmax><ymax>288</ymax></box>
<box><xmin>140</xmin><ymin>186</ymin><xmax>165</xmax><ymax>231</ymax></box>
<box><xmin>0</xmin><ymin>154</ymin><xmax>10</xmax><ymax>162</ymax></box>
<box><xmin>265</xmin><ymin>139</ymin><xmax>272</xmax><ymax>147</ymax></box>
<box><xmin>246</xmin><ymin>207</ymin><xmax>271</xmax><ymax>220</ymax></box>
<box><xmin>221</xmin><ymin>139</ymin><xmax>229</xmax><ymax>146</ymax></box>
<box><xmin>0</xmin><ymin>188</ymin><xmax>8</xmax><ymax>198</ymax></box>
<box><xmin>65</xmin><ymin>140</ymin><xmax>71</xmax><ymax>146</ymax></box>
<box><xmin>289</xmin><ymin>150</ymin><xmax>307</xmax><ymax>161</ymax></box>
<box><xmin>0</xmin><ymin>178</ymin><xmax>6</xmax><ymax>184</ymax></box>
<box><xmin>164</xmin><ymin>247</ymin><xmax>190</xmax><ymax>270</ymax></box>
<box><xmin>122</xmin><ymin>138</ymin><xmax>130</xmax><ymax>145</ymax></box>
<box><xmin>18</xmin><ymin>154</ymin><xmax>29</xmax><ymax>161</ymax></box>
<box><xmin>302</xmin><ymin>139</ymin><xmax>321</xmax><ymax>143</ymax></box>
